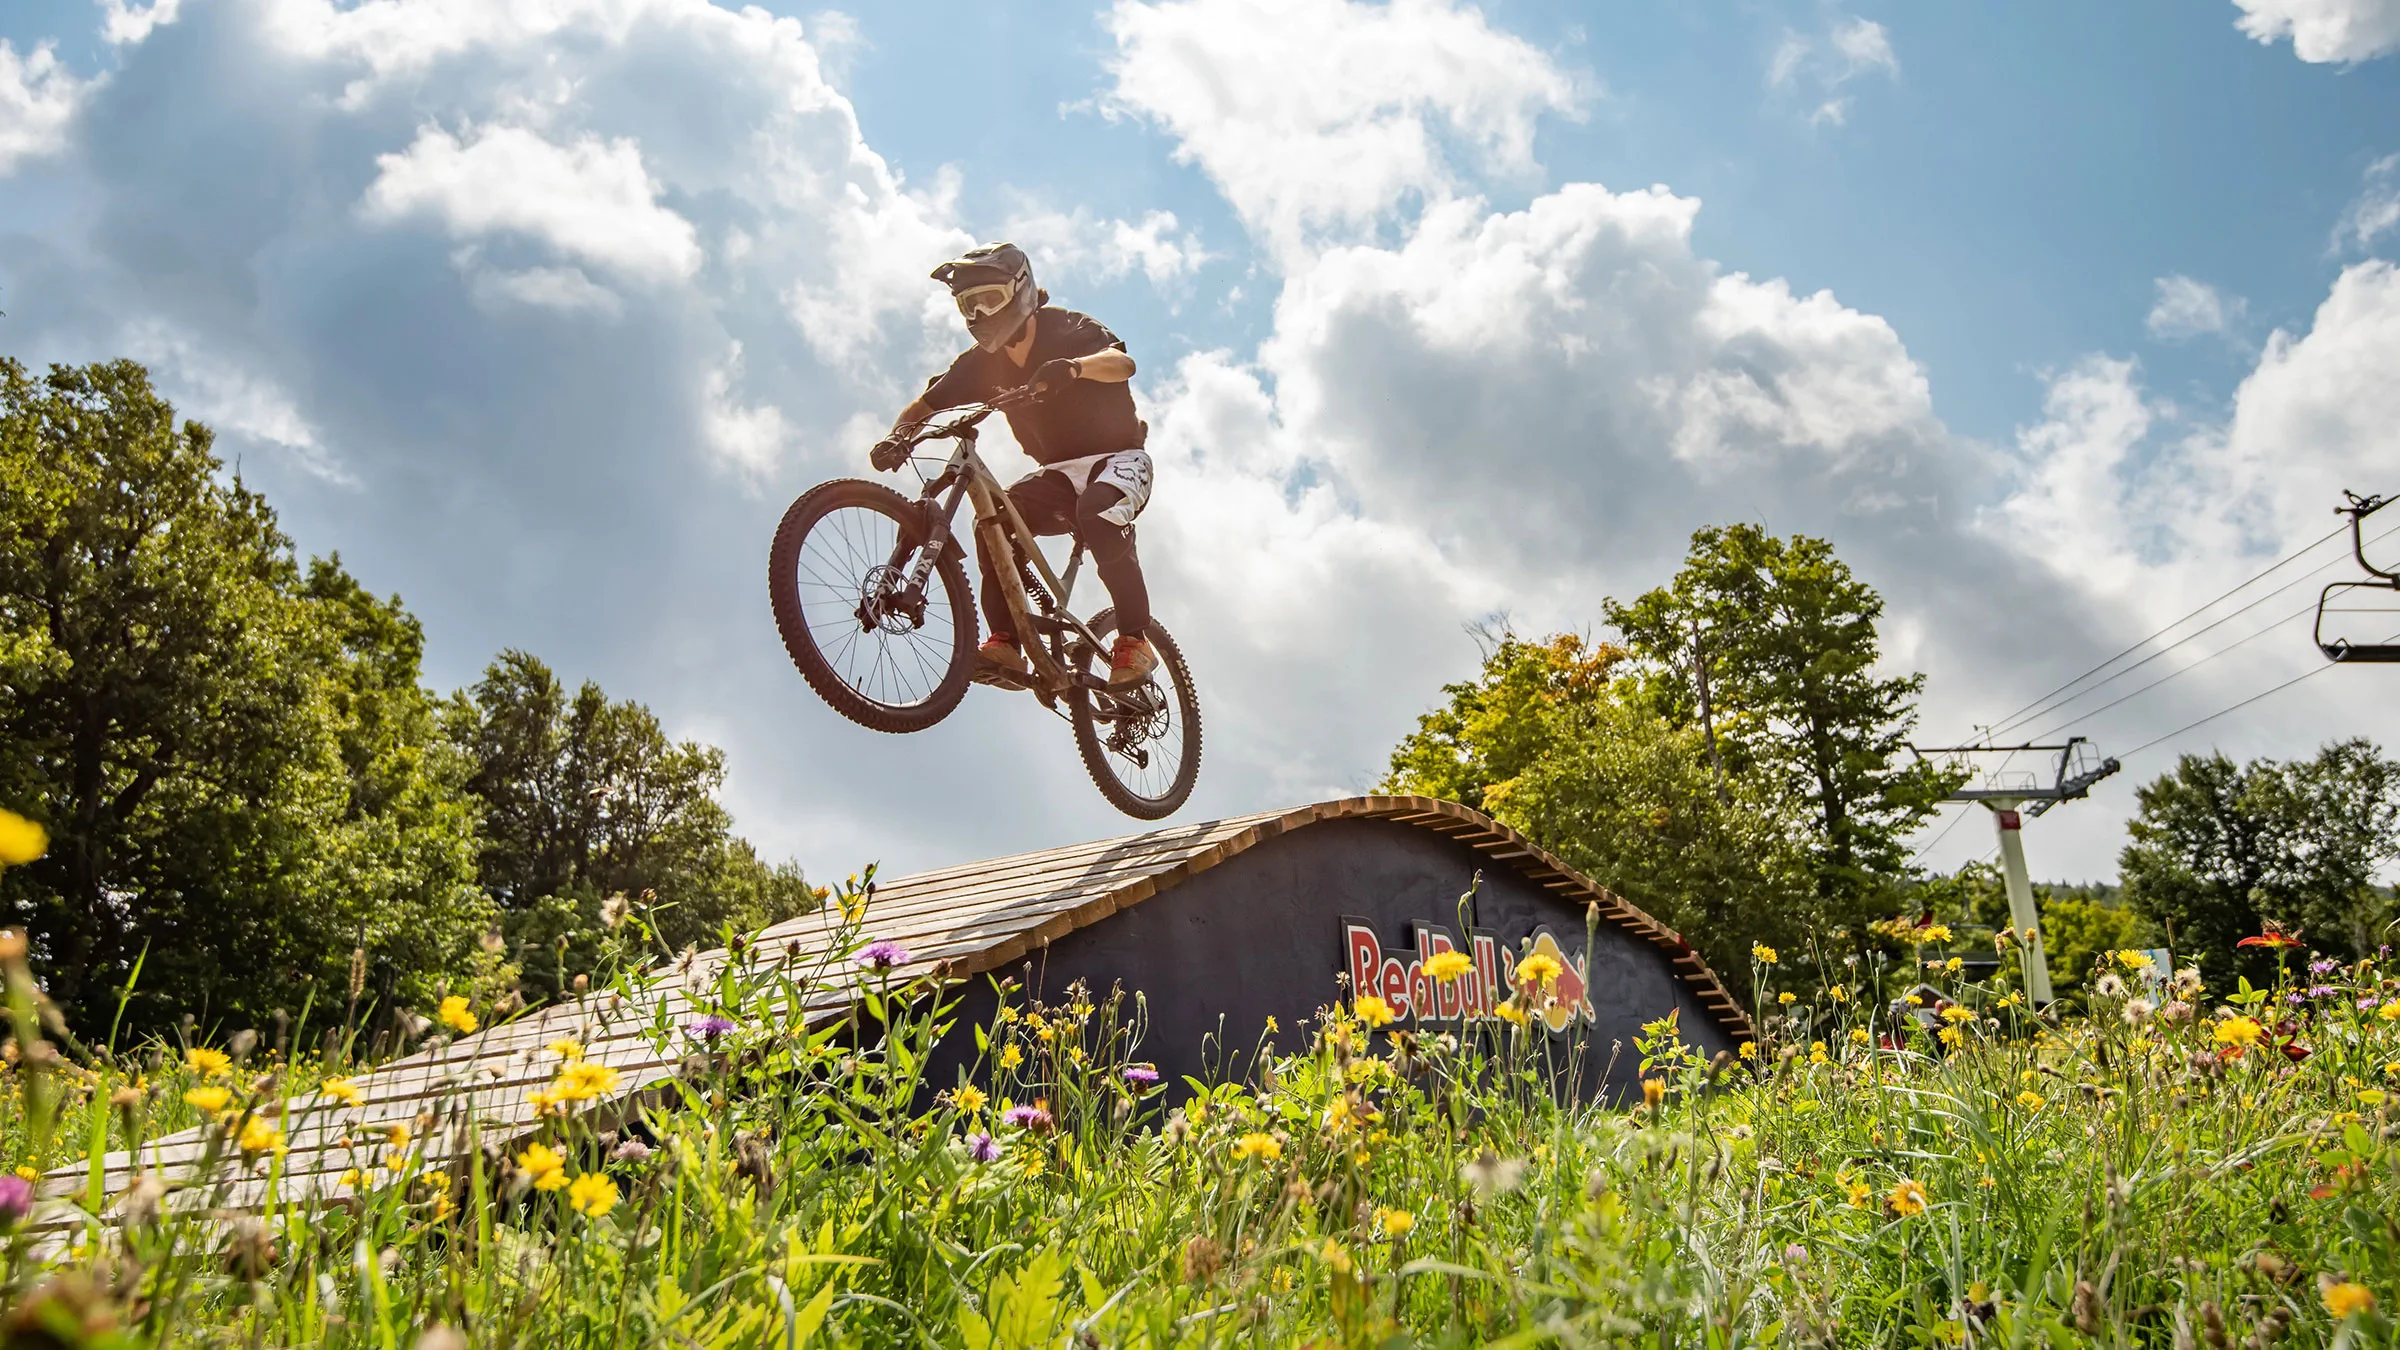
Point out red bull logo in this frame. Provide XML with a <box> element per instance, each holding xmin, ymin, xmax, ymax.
<box><xmin>1340</xmin><ymin>917</ymin><xmax>1593</xmax><ymax>1031</ymax></box>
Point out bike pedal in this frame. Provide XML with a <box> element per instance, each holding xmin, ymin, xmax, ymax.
<box><xmin>971</xmin><ymin>659</ymin><xmax>1030</xmax><ymax>691</ymax></box>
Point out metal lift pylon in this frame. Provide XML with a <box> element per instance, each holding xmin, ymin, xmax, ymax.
<box><xmin>1909</xmin><ymin>737</ymin><xmax>2121</xmax><ymax>1006</ymax></box>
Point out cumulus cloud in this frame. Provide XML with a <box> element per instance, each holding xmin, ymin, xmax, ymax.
<box><xmin>1099</xmin><ymin>0</ymin><xmax>1582</xmax><ymax>260</ymax></box>
<box><xmin>2145</xmin><ymin>274</ymin><xmax>2245</xmax><ymax>340</ymax></box>
<box><xmin>2232</xmin><ymin>0</ymin><xmax>2400</xmax><ymax>63</ymax></box>
<box><xmin>0</xmin><ymin>41</ymin><xmax>90</xmax><ymax>172</ymax></box>
<box><xmin>362</xmin><ymin>124</ymin><xmax>704</xmax><ymax>280</ymax></box>
<box><xmin>100</xmin><ymin>0</ymin><xmax>186</xmax><ymax>46</ymax></box>
<box><xmin>1003</xmin><ymin>207</ymin><xmax>1211</xmax><ymax>290</ymax></box>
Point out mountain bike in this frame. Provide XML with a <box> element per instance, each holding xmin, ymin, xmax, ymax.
<box><xmin>767</xmin><ymin>385</ymin><xmax>1202</xmax><ymax>819</ymax></box>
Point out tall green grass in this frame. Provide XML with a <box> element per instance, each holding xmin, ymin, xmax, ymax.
<box><xmin>2</xmin><ymin>887</ymin><xmax>2396</xmax><ymax>1347</ymax></box>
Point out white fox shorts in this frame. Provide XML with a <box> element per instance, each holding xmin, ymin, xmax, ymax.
<box><xmin>1049</xmin><ymin>449</ymin><xmax>1153</xmax><ymax>528</ymax></box>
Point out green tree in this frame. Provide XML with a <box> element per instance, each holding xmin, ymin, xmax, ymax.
<box><xmin>1603</xmin><ymin>525</ymin><xmax>1955</xmax><ymax>920</ymax></box>
<box><xmin>2121</xmin><ymin>739</ymin><xmax>2399</xmax><ymax>988</ymax></box>
<box><xmin>444</xmin><ymin>651</ymin><xmax>815</xmax><ymax>997</ymax></box>
<box><xmin>1381</xmin><ymin>633</ymin><xmax>1811</xmax><ymax>987</ymax></box>
<box><xmin>0</xmin><ymin>358</ymin><xmax>490</xmax><ymax>1036</ymax></box>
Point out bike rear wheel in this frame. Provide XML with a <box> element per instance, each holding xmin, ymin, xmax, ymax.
<box><xmin>1069</xmin><ymin>610</ymin><xmax>1201</xmax><ymax>819</ymax></box>
<box><xmin>769</xmin><ymin>478</ymin><xmax>974</xmax><ymax>734</ymax></box>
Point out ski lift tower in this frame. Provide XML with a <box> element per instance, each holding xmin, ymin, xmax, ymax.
<box><xmin>1909</xmin><ymin>737</ymin><xmax>2121</xmax><ymax>1006</ymax></box>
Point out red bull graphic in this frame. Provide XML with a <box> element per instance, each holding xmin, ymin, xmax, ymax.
<box><xmin>1340</xmin><ymin>917</ymin><xmax>1593</xmax><ymax>1030</ymax></box>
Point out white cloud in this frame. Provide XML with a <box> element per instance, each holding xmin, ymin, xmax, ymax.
<box><xmin>1830</xmin><ymin>18</ymin><xmax>1900</xmax><ymax>78</ymax></box>
<box><xmin>1100</xmin><ymin>0</ymin><xmax>1582</xmax><ymax>260</ymax></box>
<box><xmin>100</xmin><ymin>0</ymin><xmax>186</xmax><ymax>45</ymax></box>
<box><xmin>0</xmin><ymin>41</ymin><xmax>91</xmax><ymax>173</ymax></box>
<box><xmin>121</xmin><ymin>321</ymin><xmax>348</xmax><ymax>483</ymax></box>
<box><xmin>700</xmin><ymin>341</ymin><xmax>790</xmax><ymax>477</ymax></box>
<box><xmin>362</xmin><ymin>124</ymin><xmax>703</xmax><ymax>280</ymax></box>
<box><xmin>2335</xmin><ymin>153</ymin><xmax>2400</xmax><ymax>252</ymax></box>
<box><xmin>2232</xmin><ymin>0</ymin><xmax>2400</xmax><ymax>63</ymax></box>
<box><xmin>2145</xmin><ymin>274</ymin><xmax>2245</xmax><ymax>340</ymax></box>
<box><xmin>1003</xmin><ymin>207</ymin><xmax>1211</xmax><ymax>290</ymax></box>
<box><xmin>1766</xmin><ymin>15</ymin><xmax>1898</xmax><ymax>128</ymax></box>
<box><xmin>464</xmin><ymin>261</ymin><xmax>624</xmax><ymax>317</ymax></box>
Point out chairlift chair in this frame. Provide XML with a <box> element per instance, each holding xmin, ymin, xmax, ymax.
<box><xmin>2315</xmin><ymin>491</ymin><xmax>2400</xmax><ymax>664</ymax></box>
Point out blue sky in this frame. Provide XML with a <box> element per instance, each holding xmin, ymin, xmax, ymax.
<box><xmin>2</xmin><ymin>0</ymin><xmax>2396</xmax><ymax>884</ymax></box>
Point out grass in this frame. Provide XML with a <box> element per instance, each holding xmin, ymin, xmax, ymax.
<box><xmin>2</xmin><ymin>885</ymin><xmax>2398</xmax><ymax>1348</ymax></box>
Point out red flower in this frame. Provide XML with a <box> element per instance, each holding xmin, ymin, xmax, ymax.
<box><xmin>2237</xmin><ymin>933</ymin><xmax>2302</xmax><ymax>949</ymax></box>
<box><xmin>2280</xmin><ymin>1041</ymin><xmax>2311</xmax><ymax>1063</ymax></box>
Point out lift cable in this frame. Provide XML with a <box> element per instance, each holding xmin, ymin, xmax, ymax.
<box><xmin>1975</xmin><ymin>519</ymin><xmax>2349</xmax><ymax>738</ymax></box>
<box><xmin>1986</xmin><ymin>521</ymin><xmax>2398</xmax><ymax>740</ymax></box>
<box><xmin>2019</xmin><ymin>599</ymin><xmax>2315</xmax><ymax>742</ymax></box>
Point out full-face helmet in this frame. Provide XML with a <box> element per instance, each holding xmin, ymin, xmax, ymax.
<box><xmin>931</xmin><ymin>242</ymin><xmax>1040</xmax><ymax>352</ymax></box>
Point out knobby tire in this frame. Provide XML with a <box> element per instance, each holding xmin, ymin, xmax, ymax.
<box><xmin>1070</xmin><ymin>609</ymin><xmax>1202</xmax><ymax>819</ymax></box>
<box><xmin>768</xmin><ymin>478</ymin><xmax>975</xmax><ymax>734</ymax></box>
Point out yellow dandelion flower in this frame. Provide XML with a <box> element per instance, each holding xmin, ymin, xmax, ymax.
<box><xmin>1317</xmin><ymin>1238</ymin><xmax>1353</xmax><ymax>1275</ymax></box>
<box><xmin>1752</xmin><ymin>944</ymin><xmax>1780</xmax><ymax>966</ymax></box>
<box><xmin>1375</xmin><ymin>1207</ymin><xmax>1415</xmax><ymax>1240</ymax></box>
<box><xmin>1851</xmin><ymin>1028</ymin><xmax>1872</xmax><ymax>1046</ymax></box>
<box><xmin>1354</xmin><ymin>995</ymin><xmax>1397</xmax><ymax>1029</ymax></box>
<box><xmin>1920</xmin><ymin>925</ymin><xmax>1953</xmax><ymax>944</ymax></box>
<box><xmin>2114</xmin><ymin>949</ymin><xmax>2155</xmax><ymax>971</ymax></box>
<box><xmin>527</xmin><ymin>1087</ymin><xmax>565</xmax><ymax>1118</ymax></box>
<box><xmin>2017</xmin><ymin>1090</ymin><xmax>2045</xmax><ymax>1109</ymax></box>
<box><xmin>555</xmin><ymin>1061</ymin><xmax>621</xmax><ymax>1101</ymax></box>
<box><xmin>237</xmin><ymin>1116</ymin><xmax>284</xmax><ymax>1158</ymax></box>
<box><xmin>436</xmin><ymin>996</ymin><xmax>477</xmax><ymax>1034</ymax></box>
<box><xmin>1829</xmin><ymin>984</ymin><xmax>1848</xmax><ymax>1003</ymax></box>
<box><xmin>1778</xmin><ymin>991</ymin><xmax>1797</xmax><ymax>1005</ymax></box>
<box><xmin>1264</xmin><ymin>1016</ymin><xmax>1279</xmax><ymax>1034</ymax></box>
<box><xmin>567</xmin><ymin>1172</ymin><xmax>618</xmax><ymax>1217</ymax></box>
<box><xmin>1424</xmin><ymin>950</ymin><xmax>1474</xmax><ymax>983</ymax></box>
<box><xmin>1940</xmin><ymin>1005</ymin><xmax>1975</xmax><ymax>1023</ymax></box>
<box><xmin>1938</xmin><ymin>1026</ymin><xmax>1963</xmax><ymax>1048</ymax></box>
<box><xmin>1493</xmin><ymin>999</ymin><xmax>1528</xmax><ymax>1026</ymax></box>
<box><xmin>2213</xmin><ymin>1015</ymin><xmax>2264</xmax><ymax>1048</ymax></box>
<box><xmin>2377</xmin><ymin>1002</ymin><xmax>2400</xmax><ymax>1023</ymax></box>
<box><xmin>949</xmin><ymin>1085</ymin><xmax>987</xmax><ymax>1113</ymax></box>
<box><xmin>998</xmin><ymin>1044</ymin><xmax>1024</xmax><ymax>1070</ymax></box>
<box><xmin>185</xmin><ymin>1047</ymin><xmax>232</xmax><ymax>1080</ymax></box>
<box><xmin>1641</xmin><ymin>1077</ymin><xmax>1665</xmax><ymax>1108</ymax></box>
<box><xmin>1887</xmin><ymin>1179</ymin><xmax>1928</xmax><ymax>1217</ymax></box>
<box><xmin>2322</xmin><ymin>1281</ymin><xmax>2373</xmax><ymax>1318</ymax></box>
<box><xmin>546</xmin><ymin>1038</ymin><xmax>585</xmax><ymax>1061</ymax></box>
<box><xmin>1517</xmin><ymin>953</ymin><xmax>1564</xmax><ymax>988</ymax></box>
<box><xmin>319</xmin><ymin>1077</ymin><xmax>363</xmax><ymax>1108</ymax></box>
<box><xmin>1839</xmin><ymin>1171</ymin><xmax>1872</xmax><ymax>1208</ymax></box>
<box><xmin>0</xmin><ymin>809</ymin><xmax>48</xmax><ymax>866</ymax></box>
<box><xmin>183</xmin><ymin>1085</ymin><xmax>231</xmax><ymax>1115</ymax></box>
<box><xmin>1231</xmin><ymin>1132</ymin><xmax>1282</xmax><ymax>1163</ymax></box>
<box><xmin>1738</xmin><ymin>1040</ymin><xmax>1758</xmax><ymax>1060</ymax></box>
<box><xmin>1944</xmin><ymin>957</ymin><xmax>1963</xmax><ymax>973</ymax></box>
<box><xmin>517</xmin><ymin>1142</ymin><xmax>568</xmax><ymax>1191</ymax></box>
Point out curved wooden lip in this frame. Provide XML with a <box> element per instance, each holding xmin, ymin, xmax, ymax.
<box><xmin>949</xmin><ymin>794</ymin><xmax>1758</xmax><ymax>1046</ymax></box>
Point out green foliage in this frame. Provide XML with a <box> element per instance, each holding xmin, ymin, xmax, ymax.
<box><xmin>444</xmin><ymin>651</ymin><xmax>818</xmax><ymax>998</ymax></box>
<box><xmin>1605</xmin><ymin>524</ymin><xmax>1959</xmax><ymax>916</ymax></box>
<box><xmin>0</xmin><ymin>358</ymin><xmax>491</xmax><ymax>1037</ymax></box>
<box><xmin>2121</xmin><ymin>739</ymin><xmax>2400</xmax><ymax>989</ymax></box>
<box><xmin>0</xmin><ymin>357</ymin><xmax>810</xmax><ymax>1036</ymax></box>
<box><xmin>1923</xmin><ymin>863</ymin><xmax>2147</xmax><ymax>998</ymax></box>
<box><xmin>8</xmin><ymin>887</ymin><xmax>2400</xmax><ymax>1347</ymax></box>
<box><xmin>1380</xmin><ymin>634</ymin><xmax>1812</xmax><ymax>986</ymax></box>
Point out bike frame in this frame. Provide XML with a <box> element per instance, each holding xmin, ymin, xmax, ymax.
<box><xmin>890</xmin><ymin>400</ymin><xmax>1112</xmax><ymax>699</ymax></box>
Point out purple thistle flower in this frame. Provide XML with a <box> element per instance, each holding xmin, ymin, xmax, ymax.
<box><xmin>2283</xmin><ymin>992</ymin><xmax>2307</xmax><ymax>1006</ymax></box>
<box><xmin>857</xmin><ymin>940</ymin><xmax>910</xmax><ymax>971</ymax></box>
<box><xmin>685</xmin><ymin>1015</ymin><xmax>737</xmax><ymax>1043</ymax></box>
<box><xmin>0</xmin><ymin>1175</ymin><xmax>32</xmax><ymax>1226</ymax></box>
<box><xmin>2361</xmin><ymin>996</ymin><xmax>2382</xmax><ymax>1011</ymax></box>
<box><xmin>1001</xmin><ymin>1104</ymin><xmax>1053</xmax><ymax>1131</ymax></box>
<box><xmin>966</xmin><ymin>1131</ymin><xmax>1001</xmax><ymax>1163</ymax></box>
<box><xmin>1122</xmin><ymin>1065</ymin><xmax>1161</xmax><ymax>1087</ymax></box>
<box><xmin>2309</xmin><ymin>958</ymin><xmax>2342</xmax><ymax>976</ymax></box>
<box><xmin>2305</xmin><ymin>985</ymin><xmax>2338</xmax><ymax>1000</ymax></box>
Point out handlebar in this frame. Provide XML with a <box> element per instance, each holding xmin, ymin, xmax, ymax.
<box><xmin>893</xmin><ymin>383</ymin><xmax>1039</xmax><ymax>452</ymax></box>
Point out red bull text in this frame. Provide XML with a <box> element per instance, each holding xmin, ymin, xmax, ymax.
<box><xmin>1340</xmin><ymin>917</ymin><xmax>1594</xmax><ymax>1030</ymax></box>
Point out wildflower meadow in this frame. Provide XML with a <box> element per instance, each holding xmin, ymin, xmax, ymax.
<box><xmin>2</xmin><ymin>833</ymin><xmax>2398</xmax><ymax>1346</ymax></box>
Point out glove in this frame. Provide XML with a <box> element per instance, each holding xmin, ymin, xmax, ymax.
<box><xmin>870</xmin><ymin>436</ymin><xmax>910</xmax><ymax>471</ymax></box>
<box><xmin>1029</xmin><ymin>356</ymin><xmax>1081</xmax><ymax>398</ymax></box>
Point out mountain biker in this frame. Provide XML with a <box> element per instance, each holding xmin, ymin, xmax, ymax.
<box><xmin>871</xmin><ymin>242</ymin><xmax>1158</xmax><ymax>687</ymax></box>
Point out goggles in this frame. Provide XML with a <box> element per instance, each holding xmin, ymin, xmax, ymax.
<box><xmin>952</xmin><ymin>282</ymin><xmax>1018</xmax><ymax>321</ymax></box>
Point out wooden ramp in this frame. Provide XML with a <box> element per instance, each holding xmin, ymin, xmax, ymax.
<box><xmin>38</xmin><ymin>796</ymin><xmax>1752</xmax><ymax>1222</ymax></box>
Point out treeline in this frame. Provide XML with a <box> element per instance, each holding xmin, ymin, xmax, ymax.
<box><xmin>1383</xmin><ymin>526</ymin><xmax>2400</xmax><ymax>997</ymax></box>
<box><xmin>0</xmin><ymin>358</ymin><xmax>815</xmax><ymax>1041</ymax></box>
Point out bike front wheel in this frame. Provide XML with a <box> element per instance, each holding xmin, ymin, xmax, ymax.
<box><xmin>768</xmin><ymin>478</ymin><xmax>975</xmax><ymax>734</ymax></box>
<box><xmin>1069</xmin><ymin>611</ymin><xmax>1202</xmax><ymax>819</ymax></box>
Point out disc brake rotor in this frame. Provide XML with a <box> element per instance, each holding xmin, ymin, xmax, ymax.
<box><xmin>857</xmin><ymin>564</ymin><xmax>926</xmax><ymax>635</ymax></box>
